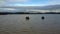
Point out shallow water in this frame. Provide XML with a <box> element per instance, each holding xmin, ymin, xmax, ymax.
<box><xmin>0</xmin><ymin>14</ymin><xmax>60</xmax><ymax>34</ymax></box>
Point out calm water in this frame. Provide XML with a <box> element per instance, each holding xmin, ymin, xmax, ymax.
<box><xmin>0</xmin><ymin>14</ymin><xmax>60</xmax><ymax>34</ymax></box>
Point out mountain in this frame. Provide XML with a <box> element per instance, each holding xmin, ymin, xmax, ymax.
<box><xmin>0</xmin><ymin>4</ymin><xmax>60</xmax><ymax>10</ymax></box>
<box><xmin>40</xmin><ymin>5</ymin><xmax>60</xmax><ymax>10</ymax></box>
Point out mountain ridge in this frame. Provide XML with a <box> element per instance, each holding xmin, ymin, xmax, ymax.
<box><xmin>0</xmin><ymin>4</ymin><xmax>60</xmax><ymax>10</ymax></box>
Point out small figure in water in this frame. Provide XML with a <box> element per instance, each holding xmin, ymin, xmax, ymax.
<box><xmin>41</xmin><ymin>16</ymin><xmax>45</xmax><ymax>20</ymax></box>
<box><xmin>26</xmin><ymin>16</ymin><xmax>30</xmax><ymax>20</ymax></box>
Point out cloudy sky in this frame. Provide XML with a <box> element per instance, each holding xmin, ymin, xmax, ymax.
<box><xmin>0</xmin><ymin>0</ymin><xmax>60</xmax><ymax>6</ymax></box>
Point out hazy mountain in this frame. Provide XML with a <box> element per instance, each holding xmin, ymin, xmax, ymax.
<box><xmin>0</xmin><ymin>4</ymin><xmax>60</xmax><ymax>10</ymax></box>
<box><xmin>40</xmin><ymin>5</ymin><xmax>60</xmax><ymax>10</ymax></box>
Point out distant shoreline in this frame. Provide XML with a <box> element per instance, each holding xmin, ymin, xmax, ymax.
<box><xmin>0</xmin><ymin>12</ymin><xmax>60</xmax><ymax>15</ymax></box>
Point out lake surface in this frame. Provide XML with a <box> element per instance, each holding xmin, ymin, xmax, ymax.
<box><xmin>0</xmin><ymin>14</ymin><xmax>60</xmax><ymax>34</ymax></box>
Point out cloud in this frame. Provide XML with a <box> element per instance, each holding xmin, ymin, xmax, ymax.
<box><xmin>49</xmin><ymin>0</ymin><xmax>60</xmax><ymax>5</ymax></box>
<box><xmin>0</xmin><ymin>0</ymin><xmax>6</xmax><ymax>6</ymax></box>
<box><xmin>5</xmin><ymin>0</ymin><xmax>29</xmax><ymax>2</ymax></box>
<box><xmin>0</xmin><ymin>0</ymin><xmax>60</xmax><ymax>6</ymax></box>
<box><xmin>6</xmin><ymin>4</ymin><xmax>47</xmax><ymax>6</ymax></box>
<box><xmin>39</xmin><ymin>0</ymin><xmax>60</xmax><ymax>6</ymax></box>
<box><xmin>0</xmin><ymin>0</ymin><xmax>29</xmax><ymax>6</ymax></box>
